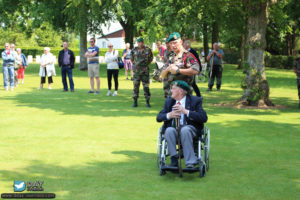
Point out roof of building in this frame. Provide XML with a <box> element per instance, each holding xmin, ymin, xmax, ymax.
<box><xmin>98</xmin><ymin>29</ymin><xmax>125</xmax><ymax>39</ymax></box>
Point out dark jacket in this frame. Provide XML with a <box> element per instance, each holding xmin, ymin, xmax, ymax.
<box><xmin>189</xmin><ymin>48</ymin><xmax>202</xmax><ymax>72</ymax></box>
<box><xmin>156</xmin><ymin>94</ymin><xmax>208</xmax><ymax>135</ymax></box>
<box><xmin>58</xmin><ymin>49</ymin><xmax>75</xmax><ymax>69</ymax></box>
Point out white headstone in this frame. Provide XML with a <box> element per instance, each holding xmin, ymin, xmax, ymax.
<box><xmin>36</xmin><ymin>55</ymin><xmax>41</xmax><ymax>63</ymax></box>
<box><xmin>75</xmin><ymin>56</ymin><xmax>80</xmax><ymax>63</ymax></box>
<box><xmin>28</xmin><ymin>55</ymin><xmax>33</xmax><ymax>63</ymax></box>
<box><xmin>99</xmin><ymin>56</ymin><xmax>105</xmax><ymax>64</ymax></box>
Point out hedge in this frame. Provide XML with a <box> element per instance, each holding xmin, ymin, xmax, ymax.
<box><xmin>265</xmin><ymin>53</ymin><xmax>295</xmax><ymax>69</ymax></box>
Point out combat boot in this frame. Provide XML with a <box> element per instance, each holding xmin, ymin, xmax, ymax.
<box><xmin>146</xmin><ymin>99</ymin><xmax>151</xmax><ymax>107</ymax></box>
<box><xmin>133</xmin><ymin>99</ymin><xmax>138</xmax><ymax>107</ymax></box>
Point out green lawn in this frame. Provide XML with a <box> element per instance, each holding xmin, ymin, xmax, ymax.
<box><xmin>0</xmin><ymin>63</ymin><xmax>299</xmax><ymax>200</ymax></box>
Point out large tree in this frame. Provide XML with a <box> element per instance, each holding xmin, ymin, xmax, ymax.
<box><xmin>240</xmin><ymin>0</ymin><xmax>275</xmax><ymax>106</ymax></box>
<box><xmin>114</xmin><ymin>0</ymin><xmax>150</xmax><ymax>48</ymax></box>
<box><xmin>26</xmin><ymin>0</ymin><xmax>114</xmax><ymax>70</ymax></box>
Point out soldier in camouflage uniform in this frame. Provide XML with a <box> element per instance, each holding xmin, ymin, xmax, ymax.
<box><xmin>293</xmin><ymin>50</ymin><xmax>300</xmax><ymax>109</ymax></box>
<box><xmin>131</xmin><ymin>38</ymin><xmax>153</xmax><ymax>107</ymax></box>
<box><xmin>161</xmin><ymin>32</ymin><xmax>200</xmax><ymax>97</ymax></box>
<box><xmin>162</xmin><ymin>43</ymin><xmax>173</xmax><ymax>98</ymax></box>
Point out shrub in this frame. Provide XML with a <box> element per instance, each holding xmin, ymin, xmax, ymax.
<box><xmin>265</xmin><ymin>53</ymin><xmax>295</xmax><ymax>69</ymax></box>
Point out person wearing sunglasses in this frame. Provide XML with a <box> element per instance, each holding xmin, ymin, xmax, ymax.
<box><xmin>104</xmin><ymin>43</ymin><xmax>119</xmax><ymax>96</ymax></box>
<box><xmin>85</xmin><ymin>38</ymin><xmax>100</xmax><ymax>94</ymax></box>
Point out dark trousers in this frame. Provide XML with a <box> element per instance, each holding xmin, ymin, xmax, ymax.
<box><xmin>61</xmin><ymin>65</ymin><xmax>74</xmax><ymax>91</ymax></box>
<box><xmin>208</xmin><ymin>64</ymin><xmax>223</xmax><ymax>89</ymax></box>
<box><xmin>297</xmin><ymin>79</ymin><xmax>300</xmax><ymax>99</ymax></box>
<box><xmin>107</xmin><ymin>69</ymin><xmax>119</xmax><ymax>90</ymax></box>
<box><xmin>41</xmin><ymin>68</ymin><xmax>53</xmax><ymax>84</ymax></box>
<box><xmin>192</xmin><ymin>80</ymin><xmax>201</xmax><ymax>97</ymax></box>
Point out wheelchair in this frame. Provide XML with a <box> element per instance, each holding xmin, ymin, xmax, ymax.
<box><xmin>157</xmin><ymin>126</ymin><xmax>210</xmax><ymax>177</ymax></box>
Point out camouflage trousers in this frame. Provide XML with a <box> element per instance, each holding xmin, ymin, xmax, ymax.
<box><xmin>133</xmin><ymin>73</ymin><xmax>151</xmax><ymax>100</ymax></box>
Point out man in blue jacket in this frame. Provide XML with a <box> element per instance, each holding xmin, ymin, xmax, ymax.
<box><xmin>2</xmin><ymin>43</ymin><xmax>15</xmax><ymax>91</ymax></box>
<box><xmin>58</xmin><ymin>41</ymin><xmax>75</xmax><ymax>92</ymax></box>
<box><xmin>157</xmin><ymin>80</ymin><xmax>208</xmax><ymax>168</ymax></box>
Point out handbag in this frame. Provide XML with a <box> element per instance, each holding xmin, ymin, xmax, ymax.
<box><xmin>114</xmin><ymin>50</ymin><xmax>124</xmax><ymax>69</ymax></box>
<box><xmin>117</xmin><ymin>56</ymin><xmax>124</xmax><ymax>69</ymax></box>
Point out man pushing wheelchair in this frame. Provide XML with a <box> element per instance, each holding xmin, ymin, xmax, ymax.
<box><xmin>157</xmin><ymin>80</ymin><xmax>208</xmax><ymax>172</ymax></box>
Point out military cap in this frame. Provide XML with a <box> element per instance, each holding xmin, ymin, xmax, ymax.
<box><xmin>137</xmin><ymin>38</ymin><xmax>144</xmax><ymax>43</ymax></box>
<box><xmin>172</xmin><ymin>80</ymin><xmax>190</xmax><ymax>92</ymax></box>
<box><xmin>167</xmin><ymin>32</ymin><xmax>181</xmax><ymax>43</ymax></box>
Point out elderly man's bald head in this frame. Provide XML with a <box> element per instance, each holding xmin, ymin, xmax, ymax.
<box><xmin>213</xmin><ymin>43</ymin><xmax>219</xmax><ymax>50</ymax></box>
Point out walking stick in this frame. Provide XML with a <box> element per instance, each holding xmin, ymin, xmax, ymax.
<box><xmin>175</xmin><ymin>118</ymin><xmax>183</xmax><ymax>177</ymax></box>
<box><xmin>209</xmin><ymin>52</ymin><xmax>215</xmax><ymax>80</ymax></box>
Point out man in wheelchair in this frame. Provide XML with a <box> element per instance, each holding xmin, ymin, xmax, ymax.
<box><xmin>157</xmin><ymin>80</ymin><xmax>208</xmax><ymax>168</ymax></box>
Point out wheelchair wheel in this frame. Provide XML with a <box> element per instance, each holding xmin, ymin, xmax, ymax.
<box><xmin>204</xmin><ymin>128</ymin><xmax>210</xmax><ymax>171</ymax></box>
<box><xmin>157</xmin><ymin>129</ymin><xmax>162</xmax><ymax>168</ymax></box>
<box><xmin>199</xmin><ymin>161</ymin><xmax>206</xmax><ymax>178</ymax></box>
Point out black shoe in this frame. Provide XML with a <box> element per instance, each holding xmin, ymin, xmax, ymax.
<box><xmin>131</xmin><ymin>77</ymin><xmax>134</xmax><ymax>81</ymax></box>
<box><xmin>146</xmin><ymin>100</ymin><xmax>151</xmax><ymax>107</ymax></box>
<box><xmin>206</xmin><ymin>88</ymin><xmax>212</xmax><ymax>92</ymax></box>
<box><xmin>217</xmin><ymin>88</ymin><xmax>221</xmax><ymax>92</ymax></box>
<box><xmin>63</xmin><ymin>90</ymin><xmax>68</xmax><ymax>92</ymax></box>
<box><xmin>71</xmin><ymin>90</ymin><xmax>74</xmax><ymax>92</ymax></box>
<box><xmin>170</xmin><ymin>156</ymin><xmax>178</xmax><ymax>167</ymax></box>
<box><xmin>133</xmin><ymin>99</ymin><xmax>138</xmax><ymax>107</ymax></box>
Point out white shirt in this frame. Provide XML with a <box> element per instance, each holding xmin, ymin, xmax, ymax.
<box><xmin>105</xmin><ymin>50</ymin><xmax>119</xmax><ymax>69</ymax></box>
<box><xmin>167</xmin><ymin>96</ymin><xmax>189</xmax><ymax>125</ymax></box>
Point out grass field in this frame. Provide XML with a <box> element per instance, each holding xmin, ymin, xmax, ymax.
<box><xmin>0</xmin><ymin>63</ymin><xmax>299</xmax><ymax>200</ymax></box>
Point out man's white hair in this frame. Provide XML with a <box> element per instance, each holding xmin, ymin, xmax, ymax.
<box><xmin>44</xmin><ymin>47</ymin><xmax>50</xmax><ymax>51</ymax></box>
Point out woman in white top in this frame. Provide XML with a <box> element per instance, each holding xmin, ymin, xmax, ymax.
<box><xmin>104</xmin><ymin>43</ymin><xmax>119</xmax><ymax>96</ymax></box>
<box><xmin>39</xmin><ymin>47</ymin><xmax>56</xmax><ymax>89</ymax></box>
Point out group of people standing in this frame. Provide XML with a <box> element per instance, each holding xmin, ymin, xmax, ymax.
<box><xmin>1</xmin><ymin>43</ymin><xmax>28</xmax><ymax>91</ymax></box>
<box><xmin>2</xmin><ymin>34</ymin><xmax>226</xmax><ymax>107</ymax></box>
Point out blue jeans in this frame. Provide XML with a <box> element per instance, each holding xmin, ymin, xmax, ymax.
<box><xmin>61</xmin><ymin>65</ymin><xmax>74</xmax><ymax>91</ymax></box>
<box><xmin>3</xmin><ymin>66</ymin><xmax>14</xmax><ymax>88</ymax></box>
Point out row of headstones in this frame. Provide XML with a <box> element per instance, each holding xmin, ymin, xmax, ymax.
<box><xmin>27</xmin><ymin>55</ymin><xmax>161</xmax><ymax>64</ymax></box>
<box><xmin>27</xmin><ymin>56</ymin><xmax>107</xmax><ymax>64</ymax></box>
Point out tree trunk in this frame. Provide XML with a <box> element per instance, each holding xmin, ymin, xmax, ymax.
<box><xmin>239</xmin><ymin>2</ymin><xmax>273</xmax><ymax>106</ymax></box>
<box><xmin>203</xmin><ymin>22</ymin><xmax>209</xmax><ymax>60</ymax></box>
<box><xmin>238</xmin><ymin>31</ymin><xmax>246</xmax><ymax>69</ymax></box>
<box><xmin>211</xmin><ymin>21</ymin><xmax>219</xmax><ymax>48</ymax></box>
<box><xmin>123</xmin><ymin>24</ymin><xmax>134</xmax><ymax>49</ymax></box>
<box><xmin>79</xmin><ymin>29</ymin><xmax>87</xmax><ymax>70</ymax></box>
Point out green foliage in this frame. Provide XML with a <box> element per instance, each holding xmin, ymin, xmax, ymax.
<box><xmin>241</xmin><ymin>67</ymin><xmax>266</xmax><ymax>103</ymax></box>
<box><xmin>265</xmin><ymin>52</ymin><xmax>295</xmax><ymax>69</ymax></box>
<box><xmin>34</xmin><ymin>22</ymin><xmax>62</xmax><ymax>47</ymax></box>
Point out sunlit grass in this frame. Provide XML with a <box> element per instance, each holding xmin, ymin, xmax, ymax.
<box><xmin>0</xmin><ymin>64</ymin><xmax>299</xmax><ymax>199</ymax></box>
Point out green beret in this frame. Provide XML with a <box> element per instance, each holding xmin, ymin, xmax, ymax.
<box><xmin>172</xmin><ymin>80</ymin><xmax>190</xmax><ymax>92</ymax></box>
<box><xmin>137</xmin><ymin>38</ymin><xmax>144</xmax><ymax>43</ymax></box>
<box><xmin>167</xmin><ymin>32</ymin><xmax>181</xmax><ymax>43</ymax></box>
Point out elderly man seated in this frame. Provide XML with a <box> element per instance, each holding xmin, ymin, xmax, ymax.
<box><xmin>157</xmin><ymin>80</ymin><xmax>208</xmax><ymax>168</ymax></box>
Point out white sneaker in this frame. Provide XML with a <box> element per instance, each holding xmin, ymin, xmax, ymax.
<box><xmin>106</xmin><ymin>91</ymin><xmax>111</xmax><ymax>96</ymax></box>
<box><xmin>21</xmin><ymin>80</ymin><xmax>24</xmax><ymax>84</ymax></box>
<box><xmin>112</xmin><ymin>91</ymin><xmax>118</xmax><ymax>96</ymax></box>
<box><xmin>48</xmin><ymin>86</ymin><xmax>52</xmax><ymax>90</ymax></box>
<box><xmin>10</xmin><ymin>87</ymin><xmax>14</xmax><ymax>91</ymax></box>
<box><xmin>4</xmin><ymin>87</ymin><xmax>8</xmax><ymax>91</ymax></box>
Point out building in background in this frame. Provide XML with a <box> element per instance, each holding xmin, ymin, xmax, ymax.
<box><xmin>96</xmin><ymin>29</ymin><xmax>125</xmax><ymax>49</ymax></box>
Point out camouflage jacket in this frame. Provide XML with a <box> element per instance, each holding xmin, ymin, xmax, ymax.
<box><xmin>293</xmin><ymin>57</ymin><xmax>300</xmax><ymax>77</ymax></box>
<box><xmin>131</xmin><ymin>46</ymin><xmax>153</xmax><ymax>73</ymax></box>
<box><xmin>163</xmin><ymin>50</ymin><xmax>200</xmax><ymax>86</ymax></box>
